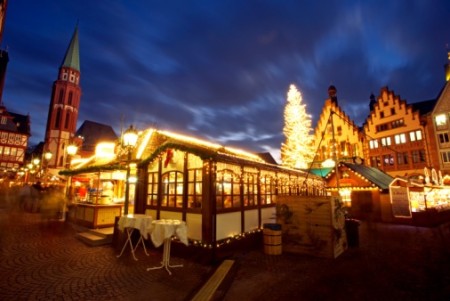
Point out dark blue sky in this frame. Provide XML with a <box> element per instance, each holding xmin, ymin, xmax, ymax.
<box><xmin>2</xmin><ymin>0</ymin><xmax>450</xmax><ymax>161</ymax></box>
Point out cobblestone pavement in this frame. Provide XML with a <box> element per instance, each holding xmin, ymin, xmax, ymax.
<box><xmin>0</xmin><ymin>206</ymin><xmax>212</xmax><ymax>301</ymax></box>
<box><xmin>2</xmin><ymin>196</ymin><xmax>450</xmax><ymax>301</ymax></box>
<box><xmin>224</xmin><ymin>221</ymin><xmax>450</xmax><ymax>301</ymax></box>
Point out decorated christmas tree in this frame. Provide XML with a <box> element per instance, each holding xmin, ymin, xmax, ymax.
<box><xmin>281</xmin><ymin>84</ymin><xmax>314</xmax><ymax>169</ymax></box>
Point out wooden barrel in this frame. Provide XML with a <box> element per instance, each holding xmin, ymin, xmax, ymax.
<box><xmin>263</xmin><ymin>224</ymin><xmax>282</xmax><ymax>255</ymax></box>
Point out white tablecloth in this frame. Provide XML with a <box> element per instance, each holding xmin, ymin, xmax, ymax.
<box><xmin>150</xmin><ymin>219</ymin><xmax>188</xmax><ymax>247</ymax></box>
<box><xmin>118</xmin><ymin>214</ymin><xmax>153</xmax><ymax>239</ymax></box>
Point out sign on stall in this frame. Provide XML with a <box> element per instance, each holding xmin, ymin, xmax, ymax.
<box><xmin>389</xmin><ymin>184</ymin><xmax>412</xmax><ymax>218</ymax></box>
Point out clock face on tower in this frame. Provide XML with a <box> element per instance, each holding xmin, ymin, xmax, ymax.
<box><xmin>353</xmin><ymin>157</ymin><xmax>363</xmax><ymax>165</ymax></box>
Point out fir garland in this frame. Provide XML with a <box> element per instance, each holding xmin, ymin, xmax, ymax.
<box><xmin>59</xmin><ymin>163</ymin><xmax>126</xmax><ymax>176</ymax></box>
<box><xmin>138</xmin><ymin>142</ymin><xmax>216</xmax><ymax>167</ymax></box>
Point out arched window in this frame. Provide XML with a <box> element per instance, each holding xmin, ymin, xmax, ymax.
<box><xmin>68</xmin><ymin>91</ymin><xmax>73</xmax><ymax>105</ymax></box>
<box><xmin>54</xmin><ymin>108</ymin><xmax>62</xmax><ymax>128</ymax></box>
<box><xmin>58</xmin><ymin>89</ymin><xmax>64</xmax><ymax>103</ymax></box>
<box><xmin>161</xmin><ymin>171</ymin><xmax>184</xmax><ymax>208</ymax></box>
<box><xmin>64</xmin><ymin>111</ymin><xmax>70</xmax><ymax>129</ymax></box>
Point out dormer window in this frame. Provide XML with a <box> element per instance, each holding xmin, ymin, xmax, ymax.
<box><xmin>1</xmin><ymin>116</ymin><xmax>6</xmax><ymax>124</ymax></box>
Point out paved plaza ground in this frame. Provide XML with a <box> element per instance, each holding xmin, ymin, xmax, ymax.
<box><xmin>1</xmin><ymin>196</ymin><xmax>450</xmax><ymax>300</ymax></box>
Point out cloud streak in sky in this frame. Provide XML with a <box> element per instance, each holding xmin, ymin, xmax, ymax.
<box><xmin>3</xmin><ymin>0</ymin><xmax>450</xmax><ymax>161</ymax></box>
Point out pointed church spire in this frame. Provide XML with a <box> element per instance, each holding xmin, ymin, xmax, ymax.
<box><xmin>61</xmin><ymin>25</ymin><xmax>80</xmax><ymax>71</ymax></box>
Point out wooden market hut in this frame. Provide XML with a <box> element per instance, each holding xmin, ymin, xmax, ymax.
<box><xmin>311</xmin><ymin>161</ymin><xmax>394</xmax><ymax>221</ymax></box>
<box><xmin>132</xmin><ymin>128</ymin><xmax>326</xmax><ymax>249</ymax></box>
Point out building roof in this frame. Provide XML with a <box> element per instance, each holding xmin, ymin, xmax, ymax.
<box><xmin>411</xmin><ymin>99</ymin><xmax>436</xmax><ymax>115</ymax></box>
<box><xmin>257</xmin><ymin>152</ymin><xmax>278</xmax><ymax>165</ymax></box>
<box><xmin>61</xmin><ymin>26</ymin><xmax>80</xmax><ymax>71</ymax></box>
<box><xmin>0</xmin><ymin>104</ymin><xmax>30</xmax><ymax>135</ymax></box>
<box><xmin>10</xmin><ymin>111</ymin><xmax>30</xmax><ymax>135</ymax></box>
<box><xmin>63</xmin><ymin>127</ymin><xmax>323</xmax><ymax>181</ymax></box>
<box><xmin>75</xmin><ymin>120</ymin><xmax>117</xmax><ymax>153</ymax></box>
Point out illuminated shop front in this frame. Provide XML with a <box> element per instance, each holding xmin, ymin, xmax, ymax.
<box><xmin>389</xmin><ymin>169</ymin><xmax>450</xmax><ymax>226</ymax></box>
<box><xmin>133</xmin><ymin>128</ymin><xmax>326</xmax><ymax>248</ymax></box>
<box><xmin>311</xmin><ymin>161</ymin><xmax>394</xmax><ymax>221</ymax></box>
<box><xmin>61</xmin><ymin>142</ymin><xmax>132</xmax><ymax>228</ymax></box>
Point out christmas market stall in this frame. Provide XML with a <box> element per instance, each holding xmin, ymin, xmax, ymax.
<box><xmin>60</xmin><ymin>142</ymin><xmax>129</xmax><ymax>228</ymax></box>
<box><xmin>132</xmin><ymin>128</ymin><xmax>326</xmax><ymax>253</ymax></box>
<box><xmin>388</xmin><ymin>168</ymin><xmax>450</xmax><ymax>226</ymax></box>
<box><xmin>311</xmin><ymin>161</ymin><xmax>394</xmax><ymax>221</ymax></box>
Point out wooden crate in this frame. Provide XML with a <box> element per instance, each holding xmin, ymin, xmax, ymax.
<box><xmin>276</xmin><ymin>196</ymin><xmax>347</xmax><ymax>258</ymax></box>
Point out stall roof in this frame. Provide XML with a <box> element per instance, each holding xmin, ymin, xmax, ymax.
<box><xmin>340</xmin><ymin>162</ymin><xmax>394</xmax><ymax>190</ymax></box>
<box><xmin>310</xmin><ymin>162</ymin><xmax>394</xmax><ymax>190</ymax></box>
<box><xmin>310</xmin><ymin>168</ymin><xmax>333</xmax><ymax>177</ymax></box>
<box><xmin>138</xmin><ymin>129</ymin><xmax>321</xmax><ymax>179</ymax></box>
<box><xmin>64</xmin><ymin>127</ymin><xmax>323</xmax><ymax>180</ymax></box>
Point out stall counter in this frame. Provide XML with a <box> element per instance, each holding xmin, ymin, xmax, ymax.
<box><xmin>72</xmin><ymin>203</ymin><xmax>123</xmax><ymax>228</ymax></box>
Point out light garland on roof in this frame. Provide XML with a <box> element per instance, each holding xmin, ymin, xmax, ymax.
<box><xmin>158</xmin><ymin>129</ymin><xmax>264</xmax><ymax>163</ymax></box>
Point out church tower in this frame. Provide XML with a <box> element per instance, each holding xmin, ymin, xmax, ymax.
<box><xmin>44</xmin><ymin>26</ymin><xmax>81</xmax><ymax>168</ymax></box>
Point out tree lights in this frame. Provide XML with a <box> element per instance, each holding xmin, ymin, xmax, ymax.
<box><xmin>281</xmin><ymin>84</ymin><xmax>314</xmax><ymax>169</ymax></box>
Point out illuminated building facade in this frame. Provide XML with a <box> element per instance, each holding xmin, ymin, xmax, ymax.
<box><xmin>363</xmin><ymin>87</ymin><xmax>438</xmax><ymax>178</ymax></box>
<box><xmin>0</xmin><ymin>0</ymin><xmax>30</xmax><ymax>172</ymax></box>
<box><xmin>312</xmin><ymin>85</ymin><xmax>365</xmax><ymax>166</ymax></box>
<box><xmin>431</xmin><ymin>52</ymin><xmax>450</xmax><ymax>172</ymax></box>
<box><xmin>0</xmin><ymin>104</ymin><xmax>30</xmax><ymax>170</ymax></box>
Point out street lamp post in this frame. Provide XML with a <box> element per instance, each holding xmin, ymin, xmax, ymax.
<box><xmin>66</xmin><ymin>144</ymin><xmax>78</xmax><ymax>199</ymax></box>
<box><xmin>123</xmin><ymin>125</ymin><xmax>138</xmax><ymax>215</ymax></box>
<box><xmin>61</xmin><ymin>144</ymin><xmax>78</xmax><ymax>221</ymax></box>
<box><xmin>43</xmin><ymin>151</ymin><xmax>52</xmax><ymax>186</ymax></box>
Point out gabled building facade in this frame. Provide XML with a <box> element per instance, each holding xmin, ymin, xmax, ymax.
<box><xmin>0</xmin><ymin>103</ymin><xmax>30</xmax><ymax>170</ymax></box>
<box><xmin>431</xmin><ymin>52</ymin><xmax>450</xmax><ymax>172</ymax></box>
<box><xmin>312</xmin><ymin>86</ymin><xmax>364</xmax><ymax>167</ymax></box>
<box><xmin>44</xmin><ymin>26</ymin><xmax>81</xmax><ymax>169</ymax></box>
<box><xmin>363</xmin><ymin>87</ymin><xmax>438</xmax><ymax>178</ymax></box>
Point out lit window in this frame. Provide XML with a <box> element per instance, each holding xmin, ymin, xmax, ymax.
<box><xmin>147</xmin><ymin>172</ymin><xmax>159</xmax><ymax>206</ymax></box>
<box><xmin>436</xmin><ymin>114</ymin><xmax>447</xmax><ymax>126</ymax></box>
<box><xmin>381</xmin><ymin>137</ymin><xmax>391</xmax><ymax>146</ymax></box>
<box><xmin>187</xmin><ymin>169</ymin><xmax>202</xmax><ymax>209</ymax></box>
<box><xmin>161</xmin><ymin>171</ymin><xmax>184</xmax><ymax>208</ymax></box>
<box><xmin>260</xmin><ymin>175</ymin><xmax>276</xmax><ymax>205</ymax></box>
<box><xmin>410</xmin><ymin>130</ymin><xmax>422</xmax><ymax>141</ymax></box>
<box><xmin>394</xmin><ymin>134</ymin><xmax>406</xmax><ymax>144</ymax></box>
<box><xmin>243</xmin><ymin>172</ymin><xmax>258</xmax><ymax>206</ymax></box>
<box><xmin>369</xmin><ymin>140</ymin><xmax>379</xmax><ymax>149</ymax></box>
<box><xmin>216</xmin><ymin>169</ymin><xmax>240</xmax><ymax>209</ymax></box>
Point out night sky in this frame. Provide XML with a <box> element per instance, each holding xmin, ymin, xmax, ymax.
<box><xmin>2</xmin><ymin>0</ymin><xmax>450</xmax><ymax>161</ymax></box>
